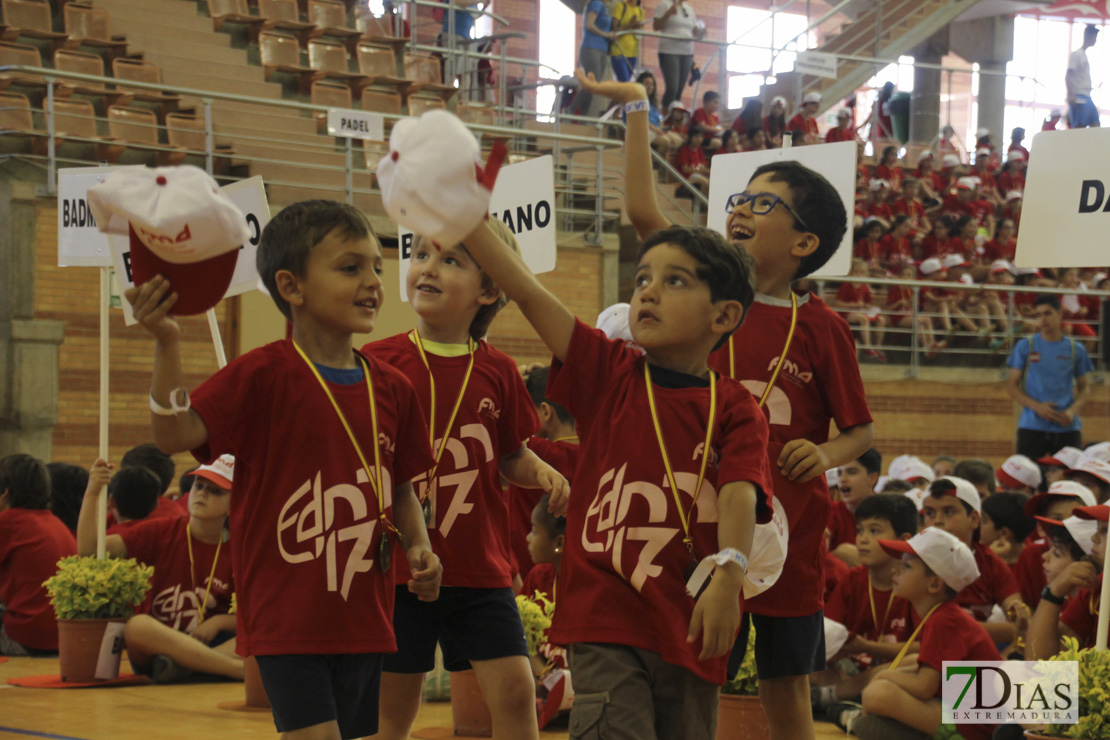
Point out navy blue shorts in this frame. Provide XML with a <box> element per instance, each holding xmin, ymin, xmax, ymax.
<box><xmin>255</xmin><ymin>653</ymin><xmax>383</xmax><ymax>739</ymax></box>
<box><xmin>383</xmin><ymin>585</ymin><xmax>529</xmax><ymax>673</ymax></box>
<box><xmin>1070</xmin><ymin>95</ymin><xmax>1101</xmax><ymax>128</ymax></box>
<box><xmin>728</xmin><ymin>610</ymin><xmax>826</xmax><ymax>680</ymax></box>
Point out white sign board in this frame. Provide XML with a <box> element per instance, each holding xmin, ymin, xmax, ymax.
<box><xmin>707</xmin><ymin>141</ymin><xmax>856</xmax><ymax>278</ymax></box>
<box><xmin>109</xmin><ymin>176</ymin><xmax>271</xmax><ymax>326</ymax></box>
<box><xmin>795</xmin><ymin>51</ymin><xmax>838</xmax><ymax>80</ymax></box>
<box><xmin>398</xmin><ymin>155</ymin><xmax>557</xmax><ymax>300</ymax></box>
<box><xmin>1016</xmin><ymin>128</ymin><xmax>1110</xmax><ymax>268</ymax></box>
<box><xmin>327</xmin><ymin>108</ymin><xmax>385</xmax><ymax>142</ymax></box>
<box><xmin>57</xmin><ymin>166</ymin><xmax>143</xmax><ymax>267</ymax></box>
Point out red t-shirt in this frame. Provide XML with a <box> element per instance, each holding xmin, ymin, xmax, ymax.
<box><xmin>826</xmin><ymin>499</ymin><xmax>857</xmax><ymax>551</ymax></box>
<box><xmin>119</xmin><ymin>517</ymin><xmax>234</xmax><ymax>632</ymax></box>
<box><xmin>885</xmin><ymin>284</ymin><xmax>914</xmax><ymax>316</ymax></box>
<box><xmin>941</xmin><ymin>194</ymin><xmax>976</xmax><ymax>221</ymax></box>
<box><xmin>546</xmin><ymin>321</ymin><xmax>772</xmax><ymax>684</ymax></box>
<box><xmin>879</xmin><ymin>235</ymin><xmax>913</xmax><ymax>267</ymax></box>
<box><xmin>891</xmin><ymin>198</ymin><xmax>925</xmax><ymax>225</ymax></box>
<box><xmin>980</xmin><ymin>238</ymin><xmax>1016</xmax><ymax>263</ymax></box>
<box><xmin>151</xmin><ymin>495</ymin><xmax>188</xmax><ymax>520</ymax></box>
<box><xmin>189</xmin><ymin>340</ymin><xmax>435</xmax><ymax>656</ymax></box>
<box><xmin>920</xmin><ymin>235</ymin><xmax>962</xmax><ymax>260</ymax></box>
<box><xmin>509</xmin><ymin>436</ymin><xmax>579</xmax><ymax>579</ymax></box>
<box><xmin>709</xmin><ymin>293</ymin><xmax>873</xmax><ymax>617</ymax></box>
<box><xmin>0</xmin><ymin>508</ymin><xmax>77</xmax><ymax>650</ymax></box>
<box><xmin>916</xmin><ymin>600</ymin><xmax>1002</xmax><ymax>740</ymax></box>
<box><xmin>366</xmin><ymin>333</ymin><xmax>539</xmax><ymax>589</ymax></box>
<box><xmin>912</xmin><ymin>168</ymin><xmax>944</xmax><ymax>195</ymax></box>
<box><xmin>106</xmin><ymin>519</ymin><xmax>146</xmax><ymax>536</ymax></box>
<box><xmin>1061</xmin><ymin>581</ymin><xmax>1101</xmax><ymax>649</ymax></box>
<box><xmin>956</xmin><ymin>541</ymin><xmax>1020</xmax><ymax>621</ymax></box>
<box><xmin>853</xmin><ymin>239</ymin><xmax>882</xmax><ymax>265</ymax></box>
<box><xmin>825</xmin><ymin>127</ymin><xmax>854</xmax><ymax>144</ymax></box>
<box><xmin>674</xmin><ymin>145</ymin><xmax>707</xmax><ymax>176</ymax></box>
<box><xmin>825</xmin><ymin>552</ymin><xmax>850</xmax><ymax>603</ymax></box>
<box><xmin>786</xmin><ymin>113</ymin><xmax>818</xmax><ymax>138</ymax></box>
<box><xmin>691</xmin><ymin>108</ymin><xmax>719</xmax><ymax>130</ymax></box>
<box><xmin>825</xmin><ymin>565</ymin><xmax>914</xmax><ymax>644</ymax></box>
<box><xmin>874</xmin><ymin>164</ymin><xmax>903</xmax><ymax>189</ymax></box>
<box><xmin>997</xmin><ymin>170</ymin><xmax>1025</xmax><ymax>194</ymax></box>
<box><xmin>972</xmin><ymin>168</ymin><xmax>997</xmax><ymax>192</ymax></box>
<box><xmin>521</xmin><ymin>563</ymin><xmax>557</xmax><ymax>602</ymax></box>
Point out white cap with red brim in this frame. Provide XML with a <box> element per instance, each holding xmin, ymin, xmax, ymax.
<box><xmin>928</xmin><ymin>475</ymin><xmax>982</xmax><ymax>514</ymax></box>
<box><xmin>1024</xmin><ymin>480</ymin><xmax>1097</xmax><ymax>517</ymax></box>
<box><xmin>879</xmin><ymin>527</ymin><xmax>980</xmax><ymax>592</ymax></box>
<box><xmin>1038</xmin><ymin>446</ymin><xmax>1084</xmax><ymax>469</ymax></box>
<box><xmin>1034</xmin><ymin>514</ymin><xmax>1099</xmax><ymax>556</ymax></box>
<box><xmin>193</xmin><ymin>453</ymin><xmax>235</xmax><ymax>490</ymax></box>
<box><xmin>997</xmin><ymin>454</ymin><xmax>1042</xmax><ymax>490</ymax></box>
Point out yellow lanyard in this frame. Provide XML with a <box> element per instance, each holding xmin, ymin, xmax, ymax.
<box><xmin>890</xmin><ymin>602</ymin><xmax>941</xmax><ymax>670</ymax></box>
<box><xmin>729</xmin><ymin>292</ymin><xmax>798</xmax><ymax>408</ymax></box>
<box><xmin>552</xmin><ymin>436</ymin><xmax>578</xmax><ymax>443</ymax></box>
<box><xmin>186</xmin><ymin>523</ymin><xmax>223</xmax><ymax>626</ymax></box>
<box><xmin>292</xmin><ymin>341</ymin><xmax>398</xmax><ymax>539</ymax></box>
<box><xmin>868</xmin><ymin>572</ymin><xmax>896</xmax><ymax>641</ymax></box>
<box><xmin>411</xmin><ymin>330</ymin><xmax>476</xmax><ymax>499</ymax></box>
<box><xmin>644</xmin><ymin>363</ymin><xmax>716</xmax><ymax>553</ymax></box>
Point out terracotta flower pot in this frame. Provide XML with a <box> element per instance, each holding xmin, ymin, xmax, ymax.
<box><xmin>243</xmin><ymin>656</ymin><xmax>270</xmax><ymax>708</ymax></box>
<box><xmin>451</xmin><ymin>669</ymin><xmax>493</xmax><ymax>737</ymax></box>
<box><xmin>715</xmin><ymin>693</ymin><xmax>770</xmax><ymax>740</ymax></box>
<box><xmin>56</xmin><ymin>618</ymin><xmax>126</xmax><ymax>683</ymax></box>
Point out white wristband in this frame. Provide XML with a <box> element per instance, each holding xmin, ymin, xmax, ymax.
<box><xmin>149</xmin><ymin>388</ymin><xmax>190</xmax><ymax>416</ymax></box>
<box><xmin>712</xmin><ymin>547</ymin><xmax>749</xmax><ymax>573</ymax></box>
<box><xmin>624</xmin><ymin>100</ymin><xmax>649</xmax><ymax>116</ymax></box>
<box><xmin>684</xmin><ymin>548</ymin><xmax>750</xmax><ymax>598</ymax></box>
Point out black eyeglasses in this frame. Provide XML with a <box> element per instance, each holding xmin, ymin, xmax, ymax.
<box><xmin>725</xmin><ymin>191</ymin><xmax>811</xmax><ymax>231</ymax></box>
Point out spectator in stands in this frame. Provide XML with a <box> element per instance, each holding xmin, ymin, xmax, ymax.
<box><xmin>1005</xmin><ymin>295</ymin><xmax>1094</xmax><ymax>460</ymax></box>
<box><xmin>886</xmin><ymin>264</ymin><xmax>941</xmax><ymax>357</ymax></box>
<box><xmin>1059</xmin><ymin>268</ymin><xmax>1099</xmax><ymax>346</ymax></box>
<box><xmin>984</xmin><ymin>260</ymin><xmax>1017</xmax><ymax>346</ymax></box>
<box><xmin>741</xmin><ymin>127</ymin><xmax>767</xmax><ymax>152</ymax></box>
<box><xmin>46</xmin><ymin>462</ymin><xmax>87</xmax><ymax>535</ymax></box>
<box><xmin>920</xmin><ymin>257</ymin><xmax>981</xmax><ymax>339</ymax></box>
<box><xmin>691</xmin><ymin>90</ymin><xmax>725</xmax><ymax>151</ymax></box>
<box><xmin>714</xmin><ymin>129</ymin><xmax>740</xmax><ymax>160</ymax></box>
<box><xmin>872</xmin><ymin>81</ymin><xmax>896</xmax><ymax>142</ymax></box>
<box><xmin>1066</xmin><ymin>25</ymin><xmax>1101</xmax><ymax>129</ymax></box>
<box><xmin>652</xmin><ymin>0</ymin><xmax>704</xmax><ymax>108</ymax></box>
<box><xmin>939</xmin><ymin>124</ymin><xmax>964</xmax><ymax>160</ymax></box>
<box><xmin>971</xmin><ymin>148</ymin><xmax>1002</xmax><ymax>207</ymax></box>
<box><xmin>437</xmin><ymin>0</ymin><xmax>482</xmax><ymax>88</ymax></box>
<box><xmin>853</xmin><ymin>219</ymin><xmax>884</xmax><ymax>272</ymax></box>
<box><xmin>836</xmin><ymin>259</ymin><xmax>887</xmax><ymax>362</ymax></box>
<box><xmin>879</xmin><ymin>215</ymin><xmax>914</xmax><ymax>273</ymax></box>
<box><xmin>862</xmin><ymin>179</ymin><xmax>893</xmax><ymax>225</ymax></box>
<box><xmin>105</xmin><ymin>466</ymin><xmax>163</xmax><ymax>534</ymax></box>
<box><xmin>954</xmin><ymin>215</ymin><xmax>983</xmax><ymax>258</ymax></box>
<box><xmin>1042</xmin><ymin>109</ymin><xmax>1062</xmax><ymax>131</ymax></box>
<box><xmin>673</xmin><ymin>123</ymin><xmax>709</xmax><ymax>195</ymax></box>
<box><xmin>825</xmin><ymin>109</ymin><xmax>856</xmax><ymax>143</ymax></box>
<box><xmin>920</xmin><ymin>215</ymin><xmax>959</xmax><ymax>260</ymax></box>
<box><xmin>874</xmin><ymin>145</ymin><xmax>903</xmax><ymax>190</ymax></box>
<box><xmin>787</xmin><ymin>92</ymin><xmax>822</xmax><ymax>143</ymax></box>
<box><xmin>981</xmin><ymin>218</ymin><xmax>1017</xmax><ymax>264</ymax></box>
<box><xmin>632</xmin><ymin>71</ymin><xmax>680</xmax><ymax>158</ymax></box>
<box><xmin>730</xmin><ymin>97</ymin><xmax>762</xmax><ymax>137</ymax></box>
<box><xmin>1001</xmin><ymin>190</ymin><xmax>1024</xmax><ymax>233</ymax></box>
<box><xmin>763</xmin><ymin>95</ymin><xmax>787</xmax><ymax>147</ymax></box>
<box><xmin>662</xmin><ymin>100</ymin><xmax>689</xmax><ymax>138</ymax></box>
<box><xmin>938</xmin><ymin>152</ymin><xmax>964</xmax><ymax>193</ymax></box>
<box><xmin>912</xmin><ymin>152</ymin><xmax>944</xmax><ymax>204</ymax></box>
<box><xmin>608</xmin><ymin>0</ymin><xmax>647</xmax><ymax>82</ymax></box>
<box><xmin>891</xmin><ymin>178</ymin><xmax>929</xmax><ymax>242</ymax></box>
<box><xmin>1008</xmin><ymin>127</ymin><xmax>1030</xmax><ymax>160</ymax></box>
<box><xmin>570</xmin><ymin>0</ymin><xmax>616</xmax><ymax>117</ymax></box>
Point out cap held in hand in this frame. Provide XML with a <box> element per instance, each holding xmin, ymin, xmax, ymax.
<box><xmin>376</xmin><ymin>109</ymin><xmax>506</xmax><ymax>251</ymax></box>
<box><xmin>87</xmin><ymin>165</ymin><xmax>249</xmax><ymax>316</ymax></box>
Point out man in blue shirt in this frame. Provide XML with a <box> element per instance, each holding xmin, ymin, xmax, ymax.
<box><xmin>1005</xmin><ymin>294</ymin><xmax>1093</xmax><ymax>460</ymax></box>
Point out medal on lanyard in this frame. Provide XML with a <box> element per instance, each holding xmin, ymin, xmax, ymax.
<box><xmin>379</xmin><ymin>530</ymin><xmax>393</xmax><ymax>572</ymax></box>
<box><xmin>728</xmin><ymin>292</ymin><xmax>798</xmax><ymax>408</ymax></box>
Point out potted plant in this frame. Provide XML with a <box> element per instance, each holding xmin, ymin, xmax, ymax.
<box><xmin>717</xmin><ymin>626</ymin><xmax>769</xmax><ymax>740</ymax></box>
<box><xmin>1025</xmin><ymin>637</ymin><xmax>1110</xmax><ymax>740</ymax></box>
<box><xmin>43</xmin><ymin>555</ymin><xmax>152</xmax><ymax>682</ymax></box>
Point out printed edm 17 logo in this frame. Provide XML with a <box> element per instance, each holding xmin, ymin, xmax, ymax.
<box><xmin>942</xmin><ymin>661</ymin><xmax>1078</xmax><ymax>725</ymax></box>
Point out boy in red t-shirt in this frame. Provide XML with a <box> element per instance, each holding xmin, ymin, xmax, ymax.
<box><xmin>835</xmin><ymin>259</ymin><xmax>887</xmax><ymax>362</ymax></box>
<box><xmin>813</xmin><ymin>494</ymin><xmax>917</xmax><ymax>710</ymax></box>
<box><xmin>827</xmin><ymin>448</ymin><xmax>882</xmax><ymax>564</ymax></box>
<box><xmin>832</xmin><ymin>527</ymin><xmax>1000</xmax><ymax>740</ymax></box>
<box><xmin>0</xmin><ymin>454</ymin><xmax>77</xmax><ymax>654</ymax></box>
<box><xmin>1014</xmin><ymin>480</ymin><xmax>1098</xmax><ymax>609</ymax></box>
<box><xmin>104</xmin><ymin>466</ymin><xmax>162</xmax><ymax>534</ymax></box>
<box><xmin>78</xmin><ymin>455</ymin><xmax>241</xmax><ymax>683</ymax></box>
<box><xmin>920</xmin><ymin>477</ymin><xmax>1026</xmax><ymax>644</ymax></box>
<box><xmin>366</xmin><ymin>218</ymin><xmax>567</xmax><ymax>740</ymax></box>
<box><xmin>691</xmin><ymin>90</ymin><xmax>725</xmax><ymax>151</ymax></box>
<box><xmin>978</xmin><ymin>491</ymin><xmax>1035</xmax><ymax>573</ymax></box>
<box><xmin>125</xmin><ymin>200</ymin><xmax>439</xmax><ymax>740</ymax></box>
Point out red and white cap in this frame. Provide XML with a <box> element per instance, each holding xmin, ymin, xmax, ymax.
<box><xmin>943</xmin><ymin>254</ymin><xmax>970</xmax><ymax>269</ymax></box>
<box><xmin>918</xmin><ymin>151</ymin><xmax>935</xmax><ymax>163</ymax></box>
<box><xmin>956</xmin><ymin>176</ymin><xmax>980</xmax><ymax>191</ymax></box>
<box><xmin>1005</xmin><ymin>190</ymin><xmax>1024</xmax><ymax>202</ymax></box>
<box><xmin>376</xmin><ymin>109</ymin><xmax>504</xmax><ymax>251</ymax></box>
<box><xmin>990</xmin><ymin>260</ymin><xmax>1016</xmax><ymax>275</ymax></box>
<box><xmin>1067</xmin><ymin>456</ymin><xmax>1110</xmax><ymax>485</ymax></box>
<box><xmin>891</xmin><ymin>456</ymin><xmax>935</xmax><ymax>484</ymax></box>
<box><xmin>941</xmin><ymin>153</ymin><xmax>962</xmax><ymax>168</ymax></box>
<box><xmin>997</xmin><ymin>454</ymin><xmax>1042</xmax><ymax>490</ymax></box>
<box><xmin>87</xmin><ymin>165</ymin><xmax>249</xmax><ymax>316</ymax></box>
<box><xmin>1024</xmin><ymin>479</ymin><xmax>1097</xmax><ymax>517</ymax></box>
<box><xmin>1079</xmin><ymin>442</ymin><xmax>1110</xmax><ymax>465</ymax></box>
<box><xmin>193</xmin><ymin>454</ymin><xmax>234</xmax><ymax>491</ymax></box>
<box><xmin>595</xmin><ymin>303</ymin><xmax>634</xmax><ymax>344</ymax></box>
<box><xmin>1074</xmin><ymin>505</ymin><xmax>1110</xmax><ymax>522</ymax></box>
<box><xmin>976</xmin><ymin>128</ymin><xmax>991</xmax><ymax>139</ymax></box>
<box><xmin>869</xmin><ymin>178</ymin><xmax>890</xmax><ymax>191</ymax></box>
<box><xmin>880</xmin><ymin>527</ymin><xmax>980</xmax><ymax>592</ymax></box>
<box><xmin>1033</xmin><ymin>514</ymin><xmax>1098</xmax><ymax>555</ymax></box>
<box><xmin>803</xmin><ymin>92</ymin><xmax>822</xmax><ymax>104</ymax></box>
<box><xmin>1038</xmin><ymin>445</ymin><xmax>1083</xmax><ymax>469</ymax></box>
<box><xmin>919</xmin><ymin>258</ymin><xmax>945</xmax><ymax>277</ymax></box>
<box><xmin>975</xmin><ymin>147</ymin><xmax>991</xmax><ymax>159</ymax></box>
<box><xmin>1008</xmin><ymin>150</ymin><xmax>1027</xmax><ymax>162</ymax></box>
<box><xmin>929</xmin><ymin>475</ymin><xmax>981</xmax><ymax>514</ymax></box>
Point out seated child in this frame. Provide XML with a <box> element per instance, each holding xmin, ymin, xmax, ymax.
<box><xmin>46</xmin><ymin>462</ymin><xmax>88</xmax><ymax>535</ymax></box>
<box><xmin>1013</xmin><ymin>480</ymin><xmax>1097</xmax><ymax>609</ymax></box>
<box><xmin>78</xmin><ymin>456</ymin><xmax>241</xmax><ymax>683</ymax></box>
<box><xmin>834</xmin><ymin>527</ymin><xmax>1000</xmax><ymax>740</ymax></box>
<box><xmin>824</xmin><ymin>528</ymin><xmax>850</xmax><ymax>602</ymax></box>
<box><xmin>834</xmin><ymin>259</ymin><xmax>886</xmax><ymax>362</ymax></box>
<box><xmin>0</xmin><ymin>454</ymin><xmax>78</xmax><ymax>655</ymax></box>
<box><xmin>815</xmin><ymin>494</ymin><xmax>918</xmax><ymax>711</ymax></box>
<box><xmin>979</xmin><ymin>491</ymin><xmax>1034</xmax><ymax>571</ymax></box>
<box><xmin>996</xmin><ymin>454</ymin><xmax>1041</xmax><ymax>495</ymax></box>
<box><xmin>674</xmin><ymin>124</ymin><xmax>711</xmax><ymax>196</ymax></box>
<box><xmin>105</xmin><ymin>466</ymin><xmax>163</xmax><ymax>534</ymax></box>
<box><xmin>1038</xmin><ymin>445</ymin><xmax>1083</xmax><ymax>487</ymax></box>
<box><xmin>120</xmin><ymin>443</ymin><xmax>189</xmax><ymax>519</ymax></box>
<box><xmin>952</xmin><ymin>458</ymin><xmax>996</xmax><ymax>501</ymax></box>
<box><xmin>1027</xmin><ymin>504</ymin><xmax>1106</xmax><ymax>657</ymax></box>
<box><xmin>885</xmin><ymin>265</ymin><xmax>940</xmax><ymax>356</ymax></box>
<box><xmin>920</xmin><ymin>476</ymin><xmax>1026</xmax><ymax>643</ymax></box>
<box><xmin>828</xmin><ymin>448</ymin><xmax>882</xmax><ymax>566</ymax></box>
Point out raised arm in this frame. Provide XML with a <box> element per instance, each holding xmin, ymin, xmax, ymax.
<box><xmin>575</xmin><ymin>69</ymin><xmax>672</xmax><ymax>239</ymax></box>
<box><xmin>462</xmin><ymin>220</ymin><xmax>576</xmax><ymax>363</ymax></box>
<box><xmin>76</xmin><ymin>459</ymin><xmax>127</xmax><ymax>558</ymax></box>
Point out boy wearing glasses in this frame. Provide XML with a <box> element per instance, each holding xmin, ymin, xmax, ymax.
<box><xmin>576</xmin><ymin>69</ymin><xmax>874</xmax><ymax>740</ymax></box>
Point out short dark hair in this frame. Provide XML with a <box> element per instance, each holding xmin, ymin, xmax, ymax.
<box><xmin>0</xmin><ymin>454</ymin><xmax>50</xmax><ymax>510</ymax></box>
<box><xmin>524</xmin><ymin>366</ymin><xmax>574</xmax><ymax>426</ymax></box>
<box><xmin>981</xmin><ymin>492</ymin><xmax>1035</xmax><ymax>542</ymax></box>
<box><xmin>179</xmin><ymin>468</ymin><xmax>198</xmax><ymax>496</ymax></box>
<box><xmin>47</xmin><ymin>462</ymin><xmax>89</xmax><ymax>532</ymax></box>
<box><xmin>855</xmin><ymin>493</ymin><xmax>918</xmax><ymax>538</ymax></box>
<box><xmin>857</xmin><ymin>448</ymin><xmax>882</xmax><ymax>476</ymax></box>
<box><xmin>933</xmin><ymin>214</ymin><xmax>954</xmax><ymax>235</ymax></box>
<box><xmin>121</xmin><ymin>443</ymin><xmax>174</xmax><ymax>493</ymax></box>
<box><xmin>1045</xmin><ymin>523</ymin><xmax>1086</xmax><ymax>561</ymax></box>
<box><xmin>954</xmin><ymin>459</ymin><xmax>996</xmax><ymax>495</ymax></box>
<box><xmin>638</xmin><ymin>226</ymin><xmax>756</xmax><ymax>350</ymax></box>
<box><xmin>1085</xmin><ymin>24</ymin><xmax>1099</xmax><ymax>37</ymax></box>
<box><xmin>108</xmin><ymin>467</ymin><xmax>162</xmax><ymax>521</ymax></box>
<box><xmin>257</xmin><ymin>200</ymin><xmax>375</xmax><ymax>320</ymax></box>
<box><xmin>880</xmin><ymin>478</ymin><xmax>914</xmax><ymax>494</ymax></box>
<box><xmin>748</xmin><ymin>161</ymin><xmax>847</xmax><ymax>279</ymax></box>
<box><xmin>703</xmin><ymin>90</ymin><xmax>719</xmax><ymax>105</ymax></box>
<box><xmin>927</xmin><ymin>478</ymin><xmax>975</xmax><ymax>515</ymax></box>
<box><xmin>534</xmin><ymin>493</ymin><xmax>566</xmax><ymax>539</ymax></box>
<box><xmin>1034</xmin><ymin>294</ymin><xmax>1061</xmax><ymax>312</ymax></box>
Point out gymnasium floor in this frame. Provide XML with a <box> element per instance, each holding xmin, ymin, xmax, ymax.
<box><xmin>0</xmin><ymin>657</ymin><xmax>845</xmax><ymax>739</ymax></box>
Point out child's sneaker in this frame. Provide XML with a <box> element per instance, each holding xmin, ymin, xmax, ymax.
<box><xmin>810</xmin><ymin>683</ymin><xmax>839</xmax><ymax>711</ymax></box>
<box><xmin>826</xmin><ymin>701</ymin><xmax>863</xmax><ymax>732</ymax></box>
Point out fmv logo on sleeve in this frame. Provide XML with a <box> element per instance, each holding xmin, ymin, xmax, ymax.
<box><xmin>942</xmin><ymin>661</ymin><xmax>1077</xmax><ymax>725</ymax></box>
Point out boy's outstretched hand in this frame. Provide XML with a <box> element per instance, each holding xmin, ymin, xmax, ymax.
<box><xmin>125</xmin><ymin>275</ymin><xmax>181</xmax><ymax>343</ymax></box>
<box><xmin>688</xmin><ymin>574</ymin><xmax>743</xmax><ymax>661</ymax></box>
<box><xmin>574</xmin><ymin>68</ymin><xmax>647</xmax><ymax>105</ymax></box>
<box><xmin>85</xmin><ymin>458</ymin><xmax>112</xmax><ymax>497</ymax></box>
<box><xmin>407</xmin><ymin>547</ymin><xmax>442</xmax><ymax>602</ymax></box>
<box><xmin>538</xmin><ymin>467</ymin><xmax>570</xmax><ymax>517</ymax></box>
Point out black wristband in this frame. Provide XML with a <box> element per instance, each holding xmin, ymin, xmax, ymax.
<box><xmin>1040</xmin><ymin>585</ymin><xmax>1065</xmax><ymax>607</ymax></box>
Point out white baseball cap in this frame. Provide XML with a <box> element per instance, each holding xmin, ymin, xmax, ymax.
<box><xmin>837</xmin><ymin>109</ymin><xmax>851</xmax><ymax>119</ymax></box>
<box><xmin>377</xmin><ymin>109</ymin><xmax>502</xmax><ymax>251</ymax></box>
<box><xmin>803</xmin><ymin>92</ymin><xmax>822</xmax><ymax>104</ymax></box>
<box><xmin>1079</xmin><ymin>442</ymin><xmax>1110</xmax><ymax>464</ymax></box>
<box><xmin>87</xmin><ymin>165</ymin><xmax>249</xmax><ymax>316</ymax></box>
<box><xmin>975</xmin><ymin>147</ymin><xmax>991</xmax><ymax>158</ymax></box>
<box><xmin>1024</xmin><ymin>480</ymin><xmax>1097</xmax><ymax>517</ymax></box>
<box><xmin>892</xmin><ymin>456</ymin><xmax>936</xmax><ymax>483</ymax></box>
<box><xmin>1005</xmin><ymin>190</ymin><xmax>1024</xmax><ymax>202</ymax></box>
<box><xmin>869</xmin><ymin>178</ymin><xmax>890</xmax><ymax>191</ymax></box>
<box><xmin>956</xmin><ymin>176</ymin><xmax>979</xmax><ymax>190</ymax></box>
<box><xmin>193</xmin><ymin>453</ymin><xmax>235</xmax><ymax>491</ymax></box>
<box><xmin>997</xmin><ymin>454</ymin><xmax>1042</xmax><ymax>490</ymax></box>
<box><xmin>1007</xmin><ymin>150</ymin><xmax>1027</xmax><ymax>162</ymax></box>
<box><xmin>771</xmin><ymin>96</ymin><xmax>786</xmax><ymax>108</ymax></box>
<box><xmin>943</xmin><ymin>254</ymin><xmax>970</xmax><ymax>269</ymax></box>
<box><xmin>990</xmin><ymin>260</ymin><xmax>1016</xmax><ymax>275</ymax></box>
<box><xmin>873</xmin><ymin>474</ymin><xmax>890</xmax><ymax>493</ymax></box>
<box><xmin>919</xmin><ymin>258</ymin><xmax>945</xmax><ymax>277</ymax></box>
<box><xmin>1067</xmin><ymin>455</ymin><xmax>1110</xmax><ymax>485</ymax></box>
<box><xmin>941</xmin><ymin>153</ymin><xmax>961</xmax><ymax>168</ymax></box>
<box><xmin>976</xmin><ymin>127</ymin><xmax>991</xmax><ymax>139</ymax></box>
<box><xmin>596</xmin><ymin>303</ymin><xmax>634</xmax><ymax>344</ymax></box>
<box><xmin>1038</xmin><ymin>445</ymin><xmax>1084</xmax><ymax>469</ymax></box>
<box><xmin>927</xmin><ymin>475</ymin><xmax>982</xmax><ymax>514</ymax></box>
<box><xmin>1035</xmin><ymin>514</ymin><xmax>1099</xmax><ymax>556</ymax></box>
<box><xmin>904</xmin><ymin>487</ymin><xmax>927</xmax><ymax>511</ymax></box>
<box><xmin>880</xmin><ymin>527</ymin><xmax>980</xmax><ymax>592</ymax></box>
